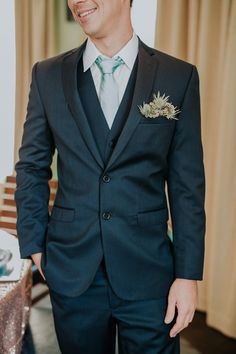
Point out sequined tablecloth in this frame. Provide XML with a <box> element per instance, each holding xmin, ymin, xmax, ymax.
<box><xmin>0</xmin><ymin>260</ymin><xmax>32</xmax><ymax>354</ymax></box>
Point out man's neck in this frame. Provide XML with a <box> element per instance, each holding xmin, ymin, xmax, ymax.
<box><xmin>89</xmin><ymin>28</ymin><xmax>134</xmax><ymax>58</ymax></box>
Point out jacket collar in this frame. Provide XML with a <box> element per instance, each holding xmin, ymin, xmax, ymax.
<box><xmin>62</xmin><ymin>37</ymin><xmax>160</xmax><ymax>171</ymax></box>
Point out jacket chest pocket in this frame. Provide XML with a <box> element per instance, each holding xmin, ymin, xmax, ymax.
<box><xmin>139</xmin><ymin>116</ymin><xmax>176</xmax><ymax>125</ymax></box>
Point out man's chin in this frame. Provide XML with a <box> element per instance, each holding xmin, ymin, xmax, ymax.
<box><xmin>78</xmin><ymin>21</ymin><xmax>102</xmax><ymax>38</ymax></box>
<box><xmin>83</xmin><ymin>28</ymin><xmax>100</xmax><ymax>39</ymax></box>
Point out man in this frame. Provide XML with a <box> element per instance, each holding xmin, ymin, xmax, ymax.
<box><xmin>15</xmin><ymin>0</ymin><xmax>206</xmax><ymax>353</ymax></box>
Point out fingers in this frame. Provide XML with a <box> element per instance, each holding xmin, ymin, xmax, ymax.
<box><xmin>169</xmin><ymin>308</ymin><xmax>195</xmax><ymax>337</ymax></box>
<box><xmin>165</xmin><ymin>278</ymin><xmax>197</xmax><ymax>337</ymax></box>
<box><xmin>39</xmin><ymin>257</ymin><xmax>46</xmax><ymax>281</ymax></box>
<box><xmin>164</xmin><ymin>297</ymin><xmax>176</xmax><ymax>324</ymax></box>
<box><xmin>39</xmin><ymin>268</ymin><xmax>46</xmax><ymax>281</ymax></box>
<box><xmin>38</xmin><ymin>259</ymin><xmax>46</xmax><ymax>281</ymax></box>
<box><xmin>31</xmin><ymin>253</ymin><xmax>46</xmax><ymax>281</ymax></box>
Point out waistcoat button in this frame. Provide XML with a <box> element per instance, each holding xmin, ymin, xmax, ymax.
<box><xmin>102</xmin><ymin>212</ymin><xmax>111</xmax><ymax>220</ymax></box>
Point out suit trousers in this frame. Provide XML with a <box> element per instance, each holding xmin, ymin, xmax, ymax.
<box><xmin>49</xmin><ymin>258</ymin><xmax>180</xmax><ymax>354</ymax></box>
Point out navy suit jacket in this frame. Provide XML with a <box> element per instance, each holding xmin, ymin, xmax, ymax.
<box><xmin>15</xmin><ymin>38</ymin><xmax>206</xmax><ymax>300</ymax></box>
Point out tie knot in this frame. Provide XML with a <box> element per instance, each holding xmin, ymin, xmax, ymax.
<box><xmin>95</xmin><ymin>55</ymin><xmax>124</xmax><ymax>75</ymax></box>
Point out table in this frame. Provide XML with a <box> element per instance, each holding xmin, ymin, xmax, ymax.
<box><xmin>0</xmin><ymin>259</ymin><xmax>32</xmax><ymax>354</ymax></box>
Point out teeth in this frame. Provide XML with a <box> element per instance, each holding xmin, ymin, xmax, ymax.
<box><xmin>79</xmin><ymin>8</ymin><xmax>96</xmax><ymax>18</ymax></box>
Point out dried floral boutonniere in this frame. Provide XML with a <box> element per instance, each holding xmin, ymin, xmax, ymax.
<box><xmin>138</xmin><ymin>92</ymin><xmax>180</xmax><ymax>120</ymax></box>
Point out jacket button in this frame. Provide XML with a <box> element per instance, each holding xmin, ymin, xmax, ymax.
<box><xmin>102</xmin><ymin>175</ymin><xmax>111</xmax><ymax>183</ymax></box>
<box><xmin>102</xmin><ymin>212</ymin><xmax>111</xmax><ymax>220</ymax></box>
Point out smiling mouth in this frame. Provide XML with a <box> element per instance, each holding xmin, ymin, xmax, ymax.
<box><xmin>77</xmin><ymin>7</ymin><xmax>97</xmax><ymax>18</ymax></box>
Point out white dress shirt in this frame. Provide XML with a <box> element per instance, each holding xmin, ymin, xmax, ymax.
<box><xmin>83</xmin><ymin>32</ymin><xmax>139</xmax><ymax>105</ymax></box>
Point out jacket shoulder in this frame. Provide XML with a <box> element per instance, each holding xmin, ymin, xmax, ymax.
<box><xmin>32</xmin><ymin>40</ymin><xmax>86</xmax><ymax>78</ymax></box>
<box><xmin>140</xmin><ymin>41</ymin><xmax>198</xmax><ymax>105</ymax></box>
<box><xmin>35</xmin><ymin>47</ymin><xmax>79</xmax><ymax>72</ymax></box>
<box><xmin>142</xmin><ymin>42</ymin><xmax>195</xmax><ymax>75</ymax></box>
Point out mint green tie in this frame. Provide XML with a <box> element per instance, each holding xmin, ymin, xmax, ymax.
<box><xmin>95</xmin><ymin>55</ymin><xmax>124</xmax><ymax>129</ymax></box>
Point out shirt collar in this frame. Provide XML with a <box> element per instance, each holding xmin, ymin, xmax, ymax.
<box><xmin>83</xmin><ymin>32</ymin><xmax>139</xmax><ymax>72</ymax></box>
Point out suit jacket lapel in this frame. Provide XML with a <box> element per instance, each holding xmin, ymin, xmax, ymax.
<box><xmin>105</xmin><ymin>39</ymin><xmax>160</xmax><ymax>171</ymax></box>
<box><xmin>62</xmin><ymin>38</ymin><xmax>159</xmax><ymax>172</ymax></box>
<box><xmin>62</xmin><ymin>40</ymin><xmax>105</xmax><ymax>170</ymax></box>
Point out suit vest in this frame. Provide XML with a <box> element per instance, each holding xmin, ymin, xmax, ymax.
<box><xmin>77</xmin><ymin>56</ymin><xmax>138</xmax><ymax>165</ymax></box>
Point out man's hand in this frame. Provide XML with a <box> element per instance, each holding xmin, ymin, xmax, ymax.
<box><xmin>164</xmin><ymin>278</ymin><xmax>198</xmax><ymax>337</ymax></box>
<box><xmin>31</xmin><ymin>252</ymin><xmax>46</xmax><ymax>281</ymax></box>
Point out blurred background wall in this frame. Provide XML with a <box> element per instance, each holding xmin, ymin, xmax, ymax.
<box><xmin>0</xmin><ymin>0</ymin><xmax>15</xmax><ymax>184</ymax></box>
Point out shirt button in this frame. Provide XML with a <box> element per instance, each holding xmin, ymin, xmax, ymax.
<box><xmin>102</xmin><ymin>175</ymin><xmax>111</xmax><ymax>183</ymax></box>
<box><xmin>102</xmin><ymin>212</ymin><xmax>111</xmax><ymax>220</ymax></box>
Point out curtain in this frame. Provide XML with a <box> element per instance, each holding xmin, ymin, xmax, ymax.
<box><xmin>14</xmin><ymin>0</ymin><xmax>56</xmax><ymax>162</ymax></box>
<box><xmin>156</xmin><ymin>0</ymin><xmax>236</xmax><ymax>338</ymax></box>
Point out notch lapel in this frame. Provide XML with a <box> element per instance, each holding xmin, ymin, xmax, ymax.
<box><xmin>105</xmin><ymin>40</ymin><xmax>160</xmax><ymax>171</ymax></box>
<box><xmin>62</xmin><ymin>41</ymin><xmax>104</xmax><ymax>170</ymax></box>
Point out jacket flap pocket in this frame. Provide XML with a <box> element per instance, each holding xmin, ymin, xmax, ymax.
<box><xmin>50</xmin><ymin>205</ymin><xmax>75</xmax><ymax>222</ymax></box>
<box><xmin>137</xmin><ymin>208</ymin><xmax>169</xmax><ymax>226</ymax></box>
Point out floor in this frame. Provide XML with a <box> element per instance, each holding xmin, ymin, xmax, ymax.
<box><xmin>22</xmin><ymin>285</ymin><xmax>236</xmax><ymax>354</ymax></box>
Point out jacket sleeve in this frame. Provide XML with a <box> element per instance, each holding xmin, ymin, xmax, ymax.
<box><xmin>167</xmin><ymin>65</ymin><xmax>206</xmax><ymax>280</ymax></box>
<box><xmin>15</xmin><ymin>62</ymin><xmax>55</xmax><ymax>259</ymax></box>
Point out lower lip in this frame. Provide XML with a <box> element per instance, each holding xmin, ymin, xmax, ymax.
<box><xmin>78</xmin><ymin>9</ymin><xmax>97</xmax><ymax>23</ymax></box>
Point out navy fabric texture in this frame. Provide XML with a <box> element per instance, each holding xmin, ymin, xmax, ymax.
<box><xmin>15</xmin><ymin>38</ymin><xmax>206</xmax><ymax>301</ymax></box>
<box><xmin>49</xmin><ymin>259</ymin><xmax>180</xmax><ymax>354</ymax></box>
